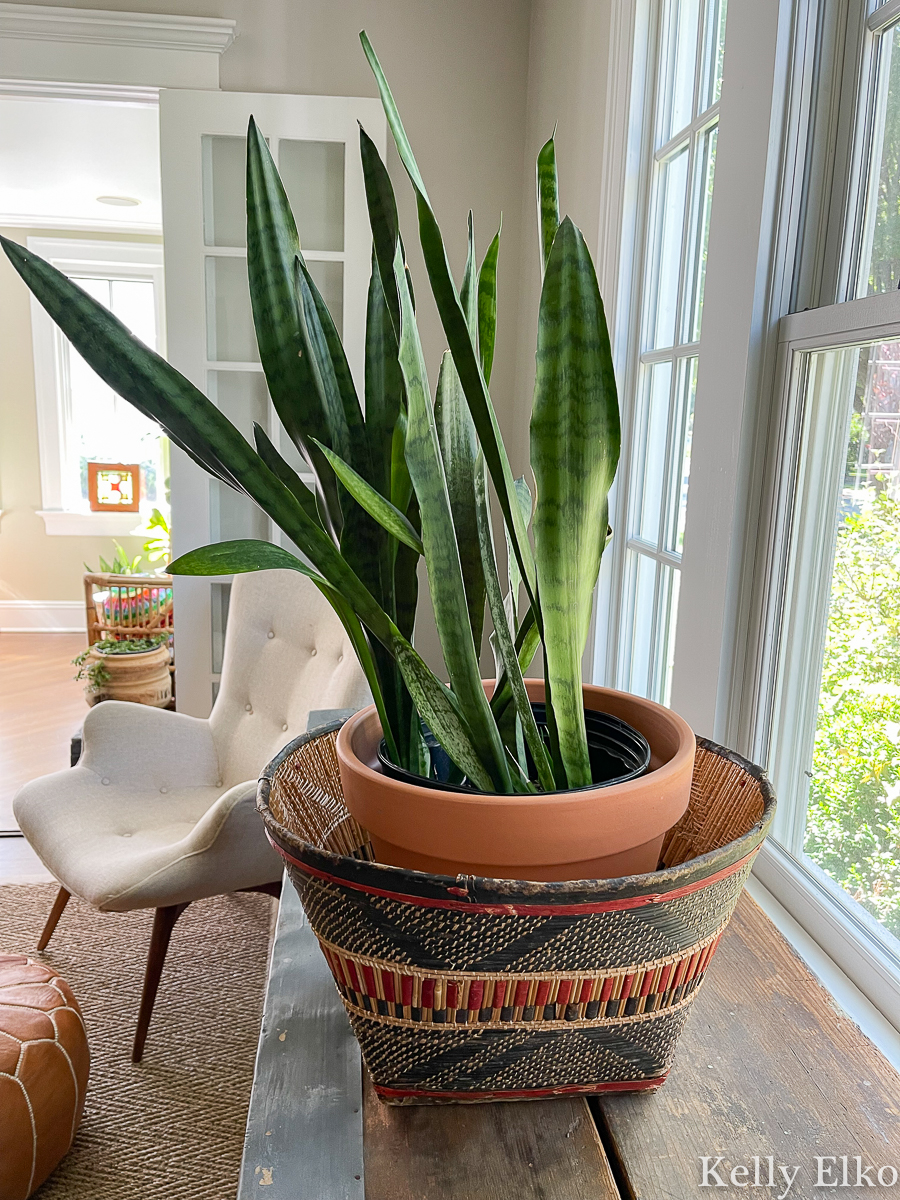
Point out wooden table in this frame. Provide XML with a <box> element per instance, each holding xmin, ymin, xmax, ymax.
<box><xmin>238</xmin><ymin>716</ymin><xmax>900</xmax><ymax>1200</ymax></box>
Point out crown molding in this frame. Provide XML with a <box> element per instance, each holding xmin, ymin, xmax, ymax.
<box><xmin>0</xmin><ymin>4</ymin><xmax>235</xmax><ymax>54</ymax></box>
<box><xmin>0</xmin><ymin>76</ymin><xmax>158</xmax><ymax>102</ymax></box>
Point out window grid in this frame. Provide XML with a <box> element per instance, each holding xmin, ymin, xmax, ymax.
<box><xmin>615</xmin><ymin>0</ymin><xmax>725</xmax><ymax>704</ymax></box>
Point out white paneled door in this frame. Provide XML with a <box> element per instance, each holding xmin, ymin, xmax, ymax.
<box><xmin>159</xmin><ymin>89</ymin><xmax>385</xmax><ymax>715</ymax></box>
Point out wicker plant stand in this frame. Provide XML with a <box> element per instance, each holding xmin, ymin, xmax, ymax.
<box><xmin>258</xmin><ymin>721</ymin><xmax>776</xmax><ymax>1105</ymax></box>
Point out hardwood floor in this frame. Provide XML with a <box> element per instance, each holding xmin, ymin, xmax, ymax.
<box><xmin>0</xmin><ymin>632</ymin><xmax>87</xmax><ymax>881</ymax></box>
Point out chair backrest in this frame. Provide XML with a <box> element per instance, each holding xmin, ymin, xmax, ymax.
<box><xmin>208</xmin><ymin>569</ymin><xmax>370</xmax><ymax>786</ymax></box>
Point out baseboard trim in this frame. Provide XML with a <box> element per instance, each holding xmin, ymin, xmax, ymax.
<box><xmin>0</xmin><ymin>600</ymin><xmax>84</xmax><ymax>632</ymax></box>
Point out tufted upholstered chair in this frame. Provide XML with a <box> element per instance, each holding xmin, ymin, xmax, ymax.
<box><xmin>14</xmin><ymin>569</ymin><xmax>369</xmax><ymax>1061</ymax></box>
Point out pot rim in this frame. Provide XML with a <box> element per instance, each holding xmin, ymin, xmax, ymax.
<box><xmin>92</xmin><ymin>643</ymin><xmax>170</xmax><ymax>657</ymax></box>
<box><xmin>337</xmin><ymin>683</ymin><xmax>694</xmax><ymax>810</ymax></box>
<box><xmin>258</xmin><ymin>719</ymin><xmax>776</xmax><ymax>894</ymax></box>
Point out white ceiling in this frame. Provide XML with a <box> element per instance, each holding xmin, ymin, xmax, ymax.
<box><xmin>0</xmin><ymin>95</ymin><xmax>161</xmax><ymax>232</ymax></box>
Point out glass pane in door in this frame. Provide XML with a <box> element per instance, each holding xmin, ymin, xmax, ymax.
<box><xmin>804</xmin><ymin>341</ymin><xmax>900</xmax><ymax>939</ymax></box>
<box><xmin>279</xmin><ymin>139</ymin><xmax>345</xmax><ymax>251</ymax></box>
<box><xmin>202</xmin><ymin>135</ymin><xmax>248</xmax><ymax>248</ymax></box>
<box><xmin>205</xmin><ymin>256</ymin><xmax>259</xmax><ymax>362</ymax></box>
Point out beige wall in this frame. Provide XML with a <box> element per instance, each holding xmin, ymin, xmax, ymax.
<box><xmin>0</xmin><ymin>226</ymin><xmax>161</xmax><ymax>609</ymax></box>
<box><xmin>512</xmin><ymin>0</ymin><xmax>612</xmax><ymax>474</ymax></box>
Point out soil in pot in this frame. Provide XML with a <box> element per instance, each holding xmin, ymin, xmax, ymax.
<box><xmin>336</xmin><ymin>680</ymin><xmax>696</xmax><ymax>882</ymax></box>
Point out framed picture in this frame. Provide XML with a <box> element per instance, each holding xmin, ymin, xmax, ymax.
<box><xmin>87</xmin><ymin>462</ymin><xmax>141</xmax><ymax>513</ymax></box>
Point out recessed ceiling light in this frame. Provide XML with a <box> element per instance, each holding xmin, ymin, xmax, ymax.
<box><xmin>96</xmin><ymin>195</ymin><xmax>141</xmax><ymax>207</ymax></box>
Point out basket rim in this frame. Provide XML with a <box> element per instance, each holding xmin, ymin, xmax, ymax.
<box><xmin>257</xmin><ymin>720</ymin><xmax>776</xmax><ymax>904</ymax></box>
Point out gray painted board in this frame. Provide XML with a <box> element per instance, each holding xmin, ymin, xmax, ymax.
<box><xmin>238</xmin><ymin>709</ymin><xmax>364</xmax><ymax>1200</ymax></box>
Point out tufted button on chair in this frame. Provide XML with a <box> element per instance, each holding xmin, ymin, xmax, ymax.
<box><xmin>14</xmin><ymin>569</ymin><xmax>369</xmax><ymax>1061</ymax></box>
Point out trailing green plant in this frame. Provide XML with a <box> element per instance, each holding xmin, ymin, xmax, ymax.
<box><xmin>73</xmin><ymin>635</ymin><xmax>170</xmax><ymax>692</ymax></box>
<box><xmin>6</xmin><ymin>32</ymin><xmax>620</xmax><ymax>796</ymax></box>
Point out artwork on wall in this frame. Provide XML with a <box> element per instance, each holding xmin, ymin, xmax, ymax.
<box><xmin>87</xmin><ymin>462</ymin><xmax>140</xmax><ymax>512</ymax></box>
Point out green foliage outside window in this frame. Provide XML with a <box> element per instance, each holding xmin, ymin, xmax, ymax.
<box><xmin>806</xmin><ymin>490</ymin><xmax>900</xmax><ymax>937</ymax></box>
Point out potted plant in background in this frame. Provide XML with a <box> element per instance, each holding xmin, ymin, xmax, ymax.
<box><xmin>73</xmin><ymin>634</ymin><xmax>172</xmax><ymax>708</ymax></box>
<box><xmin>3</xmin><ymin>32</ymin><xmax>775</xmax><ymax>1102</ymax></box>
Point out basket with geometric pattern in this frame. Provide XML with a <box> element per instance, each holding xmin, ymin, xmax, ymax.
<box><xmin>258</xmin><ymin>720</ymin><xmax>776</xmax><ymax>1105</ymax></box>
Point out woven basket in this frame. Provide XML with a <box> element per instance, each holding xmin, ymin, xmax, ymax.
<box><xmin>258</xmin><ymin>722</ymin><xmax>775</xmax><ymax>1105</ymax></box>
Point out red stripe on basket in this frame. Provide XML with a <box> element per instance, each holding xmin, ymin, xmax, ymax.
<box><xmin>267</xmin><ymin>833</ymin><xmax>759</xmax><ymax>914</ymax></box>
<box><xmin>345</xmin><ymin>959</ymin><xmax>361</xmax><ymax>992</ymax></box>
<box><xmin>657</xmin><ymin>963</ymin><xmax>673</xmax><ymax>993</ymax></box>
<box><xmin>373</xmin><ymin>1077</ymin><xmax>668</xmax><ymax>1101</ymax></box>
<box><xmin>556</xmin><ymin>979</ymin><xmax>573</xmax><ymax>1006</ymax></box>
<box><xmin>380</xmin><ymin>970</ymin><xmax>396</xmax><ymax>1003</ymax></box>
<box><xmin>492</xmin><ymin>979</ymin><xmax>507</xmax><ymax>1008</ymax></box>
<box><xmin>535</xmin><ymin>980</ymin><xmax>551</xmax><ymax>1007</ymax></box>
<box><xmin>446</xmin><ymin>982</ymin><xmax>459</xmax><ymax>1009</ymax></box>
<box><xmin>421</xmin><ymin>979</ymin><xmax>435</xmax><ymax>1009</ymax></box>
<box><xmin>600</xmin><ymin>976</ymin><xmax>615</xmax><ymax>1002</ymax></box>
<box><xmin>468</xmin><ymin>980</ymin><xmax>484</xmax><ymax>1011</ymax></box>
<box><xmin>401</xmin><ymin>974</ymin><xmax>414</xmax><ymax>1006</ymax></box>
<box><xmin>514</xmin><ymin>979</ymin><xmax>529</xmax><ymax>1007</ymax></box>
<box><xmin>640</xmin><ymin>970</ymin><xmax>654</xmax><ymax>997</ymax></box>
<box><xmin>578</xmin><ymin>978</ymin><xmax>593</xmax><ymax>1004</ymax></box>
<box><xmin>362</xmin><ymin>964</ymin><xmax>377</xmax><ymax>997</ymax></box>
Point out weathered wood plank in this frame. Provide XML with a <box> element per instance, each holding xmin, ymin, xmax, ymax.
<box><xmin>238</xmin><ymin>708</ymin><xmax>364</xmax><ymax>1200</ymax></box>
<box><xmin>238</xmin><ymin>880</ymin><xmax>365</xmax><ymax>1199</ymax></box>
<box><xmin>596</xmin><ymin>893</ymin><xmax>900</xmax><ymax>1200</ymax></box>
<box><xmin>363</xmin><ymin>1074</ymin><xmax>619</xmax><ymax>1200</ymax></box>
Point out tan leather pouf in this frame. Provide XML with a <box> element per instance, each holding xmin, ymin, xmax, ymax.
<box><xmin>0</xmin><ymin>955</ymin><xmax>90</xmax><ymax>1200</ymax></box>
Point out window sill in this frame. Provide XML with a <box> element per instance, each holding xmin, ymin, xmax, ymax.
<box><xmin>38</xmin><ymin>510</ymin><xmax>146</xmax><ymax>537</ymax></box>
<box><xmin>751</xmin><ymin>839</ymin><xmax>900</xmax><ymax>1048</ymax></box>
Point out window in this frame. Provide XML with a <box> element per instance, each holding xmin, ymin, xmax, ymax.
<box><xmin>602</xmin><ymin>0</ymin><xmax>726</xmax><ymax>705</ymax></box>
<box><xmin>28</xmin><ymin>237</ymin><xmax>167</xmax><ymax>535</ymax></box>
<box><xmin>752</xmin><ymin>0</ymin><xmax>900</xmax><ymax>1026</ymax></box>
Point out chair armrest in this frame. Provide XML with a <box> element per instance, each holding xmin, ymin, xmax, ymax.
<box><xmin>79</xmin><ymin>700</ymin><xmax>220</xmax><ymax>789</ymax></box>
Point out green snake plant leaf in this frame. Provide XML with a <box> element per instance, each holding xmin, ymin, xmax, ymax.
<box><xmin>313</xmin><ymin>578</ymin><xmax>400</xmax><ymax>763</ymax></box>
<box><xmin>360</xmin><ymin>30</ymin><xmax>537</xmax><ymax>616</ymax></box>
<box><xmin>459</xmin><ymin>211</ymin><xmax>478</xmax><ymax>337</ymax></box>
<box><xmin>365</xmin><ymin>253</ymin><xmax>404</xmax><ymax>502</ymax></box>
<box><xmin>474</xmin><ymin>458</ymin><xmax>555</xmax><ymax>792</ymax></box>
<box><xmin>294</xmin><ymin>256</ymin><xmax>392</xmax><ymax>613</ymax></box>
<box><xmin>245</xmin><ymin>117</ymin><xmax>341</xmax><ymax>531</ymax></box>
<box><xmin>252</xmin><ymin>422</ymin><xmax>321</xmax><ymax>524</ymax></box>
<box><xmin>505</xmin><ymin>474</ymin><xmax>532</xmax><ymax>631</ymax></box>
<box><xmin>359</xmin><ymin>125</ymin><xmax>401</xmax><ymax>341</ymax></box>
<box><xmin>537</xmin><ymin>133</ymin><xmax>560</xmax><ymax>274</ymax></box>
<box><xmin>392</xmin><ymin>241</ymin><xmax>510</xmax><ymax>791</ymax></box>
<box><xmin>531</xmin><ymin>216</ymin><xmax>620</xmax><ymax>787</ymax></box>
<box><xmin>434</xmin><ymin>350</ymin><xmax>486</xmax><ymax>654</ymax></box>
<box><xmin>477</xmin><ymin>222</ymin><xmax>500</xmax><ymax>385</ymax></box>
<box><xmin>312</xmin><ymin>439</ymin><xmax>424</xmax><ymax>555</ymax></box>
<box><xmin>169</xmin><ymin>538</ymin><xmax>326</xmax><ymax>579</ymax></box>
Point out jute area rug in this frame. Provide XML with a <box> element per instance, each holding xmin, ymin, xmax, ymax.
<box><xmin>0</xmin><ymin>883</ymin><xmax>275</xmax><ymax>1200</ymax></box>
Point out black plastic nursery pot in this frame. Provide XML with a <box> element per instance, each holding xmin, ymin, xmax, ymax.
<box><xmin>375</xmin><ymin>702</ymin><xmax>652</xmax><ymax>795</ymax></box>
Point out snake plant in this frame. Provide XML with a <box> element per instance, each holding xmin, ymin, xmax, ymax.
<box><xmin>2</xmin><ymin>32</ymin><xmax>620</xmax><ymax>795</ymax></box>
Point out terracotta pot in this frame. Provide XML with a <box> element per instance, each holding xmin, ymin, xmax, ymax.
<box><xmin>335</xmin><ymin>680</ymin><xmax>695</xmax><ymax>881</ymax></box>
<box><xmin>85</xmin><ymin>643</ymin><xmax>172</xmax><ymax>708</ymax></box>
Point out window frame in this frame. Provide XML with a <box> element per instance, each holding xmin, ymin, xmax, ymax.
<box><xmin>27</xmin><ymin>235</ymin><xmax>166</xmax><ymax>536</ymax></box>
<box><xmin>750</xmin><ymin>291</ymin><xmax>900</xmax><ymax>1026</ymax></box>
<box><xmin>596</xmin><ymin>0</ymin><xmax>725</xmax><ymax>706</ymax></box>
<box><xmin>600</xmin><ymin>0</ymin><xmax>900</xmax><ymax>1041</ymax></box>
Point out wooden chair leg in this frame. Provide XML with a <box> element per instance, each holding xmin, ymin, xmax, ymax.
<box><xmin>132</xmin><ymin>902</ymin><xmax>189</xmax><ymax>1063</ymax></box>
<box><xmin>37</xmin><ymin>887</ymin><xmax>71</xmax><ymax>952</ymax></box>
